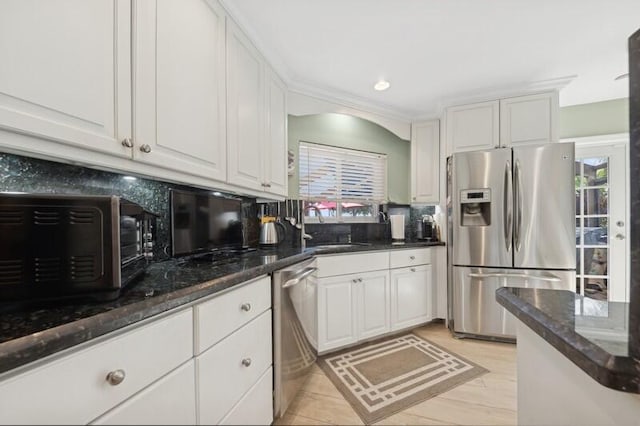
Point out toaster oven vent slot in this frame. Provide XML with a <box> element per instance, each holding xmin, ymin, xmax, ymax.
<box><xmin>0</xmin><ymin>260</ymin><xmax>23</xmax><ymax>285</ymax></box>
<box><xmin>33</xmin><ymin>210</ymin><xmax>61</xmax><ymax>225</ymax></box>
<box><xmin>0</xmin><ymin>210</ymin><xmax>23</xmax><ymax>225</ymax></box>
<box><xmin>69</xmin><ymin>210</ymin><xmax>96</xmax><ymax>225</ymax></box>
<box><xmin>34</xmin><ymin>258</ymin><xmax>62</xmax><ymax>282</ymax></box>
<box><xmin>70</xmin><ymin>256</ymin><xmax>95</xmax><ymax>281</ymax></box>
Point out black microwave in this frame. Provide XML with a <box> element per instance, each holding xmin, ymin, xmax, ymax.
<box><xmin>0</xmin><ymin>193</ymin><xmax>156</xmax><ymax>303</ymax></box>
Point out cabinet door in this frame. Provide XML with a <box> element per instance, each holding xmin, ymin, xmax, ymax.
<box><xmin>411</xmin><ymin>120</ymin><xmax>440</xmax><ymax>203</ymax></box>
<box><xmin>264</xmin><ymin>68</ymin><xmax>288</xmax><ymax>197</ymax></box>
<box><xmin>226</xmin><ymin>19</ymin><xmax>264</xmax><ymax>192</ymax></box>
<box><xmin>0</xmin><ymin>0</ymin><xmax>131</xmax><ymax>158</ymax></box>
<box><xmin>390</xmin><ymin>265</ymin><xmax>433</xmax><ymax>331</ymax></box>
<box><xmin>219</xmin><ymin>367</ymin><xmax>273</xmax><ymax>426</ymax></box>
<box><xmin>317</xmin><ymin>276</ymin><xmax>357</xmax><ymax>352</ymax></box>
<box><xmin>446</xmin><ymin>100</ymin><xmax>499</xmax><ymax>154</ymax></box>
<box><xmin>91</xmin><ymin>361</ymin><xmax>196</xmax><ymax>425</ymax></box>
<box><xmin>356</xmin><ymin>271</ymin><xmax>390</xmax><ymax>341</ymax></box>
<box><xmin>500</xmin><ymin>91</ymin><xmax>558</xmax><ymax>147</ymax></box>
<box><xmin>134</xmin><ymin>0</ymin><xmax>226</xmax><ymax>181</ymax></box>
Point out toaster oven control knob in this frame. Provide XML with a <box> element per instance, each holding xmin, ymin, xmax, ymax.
<box><xmin>139</xmin><ymin>144</ymin><xmax>152</xmax><ymax>153</ymax></box>
<box><xmin>144</xmin><ymin>232</ymin><xmax>153</xmax><ymax>240</ymax></box>
<box><xmin>144</xmin><ymin>242</ymin><xmax>154</xmax><ymax>249</ymax></box>
<box><xmin>106</xmin><ymin>369</ymin><xmax>126</xmax><ymax>386</ymax></box>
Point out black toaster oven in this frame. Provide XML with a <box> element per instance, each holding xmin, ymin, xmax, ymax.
<box><xmin>0</xmin><ymin>193</ymin><xmax>156</xmax><ymax>302</ymax></box>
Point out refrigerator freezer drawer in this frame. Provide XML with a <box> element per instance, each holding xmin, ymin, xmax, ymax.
<box><xmin>452</xmin><ymin>266</ymin><xmax>574</xmax><ymax>339</ymax></box>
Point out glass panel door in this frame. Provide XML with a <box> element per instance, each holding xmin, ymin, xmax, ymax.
<box><xmin>574</xmin><ymin>144</ymin><xmax>627</xmax><ymax>303</ymax></box>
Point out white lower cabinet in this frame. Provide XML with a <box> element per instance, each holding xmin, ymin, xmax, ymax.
<box><xmin>317</xmin><ymin>249</ymin><xmax>434</xmax><ymax>354</ymax></box>
<box><xmin>91</xmin><ymin>361</ymin><xmax>196</xmax><ymax>425</ymax></box>
<box><xmin>196</xmin><ymin>310</ymin><xmax>273</xmax><ymax>425</ymax></box>
<box><xmin>318</xmin><ymin>269</ymin><xmax>390</xmax><ymax>353</ymax></box>
<box><xmin>390</xmin><ymin>264</ymin><xmax>433</xmax><ymax>331</ymax></box>
<box><xmin>0</xmin><ymin>309</ymin><xmax>193</xmax><ymax>425</ymax></box>
<box><xmin>219</xmin><ymin>367</ymin><xmax>273</xmax><ymax>425</ymax></box>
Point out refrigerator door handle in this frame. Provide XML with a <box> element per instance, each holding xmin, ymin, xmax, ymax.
<box><xmin>504</xmin><ymin>160</ymin><xmax>513</xmax><ymax>252</ymax></box>
<box><xmin>514</xmin><ymin>159</ymin><xmax>523</xmax><ymax>252</ymax></box>
<box><xmin>468</xmin><ymin>272</ymin><xmax>562</xmax><ymax>282</ymax></box>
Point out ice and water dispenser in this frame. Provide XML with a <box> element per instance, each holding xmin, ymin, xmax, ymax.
<box><xmin>459</xmin><ymin>189</ymin><xmax>491</xmax><ymax>226</ymax></box>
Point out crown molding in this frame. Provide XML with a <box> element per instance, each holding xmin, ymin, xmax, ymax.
<box><xmin>435</xmin><ymin>75</ymin><xmax>577</xmax><ymax>114</ymax></box>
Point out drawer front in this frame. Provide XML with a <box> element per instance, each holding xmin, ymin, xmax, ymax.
<box><xmin>91</xmin><ymin>360</ymin><xmax>196</xmax><ymax>425</ymax></box>
<box><xmin>389</xmin><ymin>248</ymin><xmax>432</xmax><ymax>269</ymax></box>
<box><xmin>220</xmin><ymin>366</ymin><xmax>273</xmax><ymax>425</ymax></box>
<box><xmin>0</xmin><ymin>308</ymin><xmax>193</xmax><ymax>425</ymax></box>
<box><xmin>194</xmin><ymin>275</ymin><xmax>271</xmax><ymax>354</ymax></box>
<box><xmin>196</xmin><ymin>310</ymin><xmax>272</xmax><ymax>425</ymax></box>
<box><xmin>316</xmin><ymin>251</ymin><xmax>389</xmax><ymax>278</ymax></box>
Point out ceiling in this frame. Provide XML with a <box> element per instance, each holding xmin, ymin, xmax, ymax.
<box><xmin>224</xmin><ymin>0</ymin><xmax>640</xmax><ymax>119</ymax></box>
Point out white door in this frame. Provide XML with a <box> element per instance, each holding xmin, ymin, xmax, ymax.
<box><xmin>226</xmin><ymin>19</ymin><xmax>264</xmax><ymax>192</ymax></box>
<box><xmin>356</xmin><ymin>271</ymin><xmax>390</xmax><ymax>341</ymax></box>
<box><xmin>574</xmin><ymin>142</ymin><xmax>628</xmax><ymax>302</ymax></box>
<box><xmin>134</xmin><ymin>0</ymin><xmax>227</xmax><ymax>181</ymax></box>
<box><xmin>390</xmin><ymin>265</ymin><xmax>433</xmax><ymax>331</ymax></box>
<box><xmin>0</xmin><ymin>0</ymin><xmax>131</xmax><ymax>157</ymax></box>
<box><xmin>317</xmin><ymin>276</ymin><xmax>357</xmax><ymax>352</ymax></box>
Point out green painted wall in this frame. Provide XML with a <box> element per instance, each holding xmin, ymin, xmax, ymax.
<box><xmin>559</xmin><ymin>98</ymin><xmax>629</xmax><ymax>139</ymax></box>
<box><xmin>288</xmin><ymin>113</ymin><xmax>410</xmax><ymax>203</ymax></box>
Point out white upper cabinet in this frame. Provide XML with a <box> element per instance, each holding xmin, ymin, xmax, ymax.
<box><xmin>264</xmin><ymin>69</ymin><xmax>288</xmax><ymax>197</ymax></box>
<box><xmin>134</xmin><ymin>0</ymin><xmax>227</xmax><ymax>181</ymax></box>
<box><xmin>0</xmin><ymin>0</ymin><xmax>132</xmax><ymax>157</ymax></box>
<box><xmin>499</xmin><ymin>91</ymin><xmax>559</xmax><ymax>147</ymax></box>
<box><xmin>226</xmin><ymin>19</ymin><xmax>264</xmax><ymax>192</ymax></box>
<box><xmin>226</xmin><ymin>19</ymin><xmax>288</xmax><ymax>198</ymax></box>
<box><xmin>446</xmin><ymin>91</ymin><xmax>558</xmax><ymax>155</ymax></box>
<box><xmin>411</xmin><ymin>119</ymin><xmax>440</xmax><ymax>204</ymax></box>
<box><xmin>446</xmin><ymin>100</ymin><xmax>500</xmax><ymax>153</ymax></box>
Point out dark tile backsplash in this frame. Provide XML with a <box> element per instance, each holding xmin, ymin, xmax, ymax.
<box><xmin>0</xmin><ymin>153</ymin><xmax>259</xmax><ymax>260</ymax></box>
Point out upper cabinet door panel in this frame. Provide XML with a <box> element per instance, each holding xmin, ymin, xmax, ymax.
<box><xmin>0</xmin><ymin>0</ymin><xmax>131</xmax><ymax>157</ymax></box>
<box><xmin>226</xmin><ymin>20</ymin><xmax>264</xmax><ymax>192</ymax></box>
<box><xmin>446</xmin><ymin>100</ymin><xmax>499</xmax><ymax>154</ymax></box>
<box><xmin>411</xmin><ymin>120</ymin><xmax>440</xmax><ymax>203</ymax></box>
<box><xmin>500</xmin><ymin>92</ymin><xmax>558</xmax><ymax>147</ymax></box>
<box><xmin>265</xmin><ymin>70</ymin><xmax>288</xmax><ymax>197</ymax></box>
<box><xmin>134</xmin><ymin>0</ymin><xmax>226</xmax><ymax>181</ymax></box>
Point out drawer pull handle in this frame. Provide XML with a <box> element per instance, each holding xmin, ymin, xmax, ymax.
<box><xmin>241</xmin><ymin>303</ymin><xmax>251</xmax><ymax>312</ymax></box>
<box><xmin>410</xmin><ymin>256</ymin><xmax>416</xmax><ymax>260</ymax></box>
<box><xmin>358</xmin><ymin>278</ymin><xmax>363</xmax><ymax>282</ymax></box>
<box><xmin>241</xmin><ymin>358</ymin><xmax>252</xmax><ymax>367</ymax></box>
<box><xmin>106</xmin><ymin>369</ymin><xmax>126</xmax><ymax>386</ymax></box>
<box><xmin>411</xmin><ymin>268</ymin><xmax>416</xmax><ymax>272</ymax></box>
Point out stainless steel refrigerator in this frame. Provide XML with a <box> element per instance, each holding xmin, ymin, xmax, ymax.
<box><xmin>447</xmin><ymin>143</ymin><xmax>576</xmax><ymax>341</ymax></box>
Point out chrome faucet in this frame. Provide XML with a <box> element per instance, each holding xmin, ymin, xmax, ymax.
<box><xmin>303</xmin><ymin>204</ymin><xmax>325</xmax><ymax>223</ymax></box>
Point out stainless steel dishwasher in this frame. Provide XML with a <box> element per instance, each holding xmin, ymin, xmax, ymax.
<box><xmin>272</xmin><ymin>258</ymin><xmax>318</xmax><ymax>419</ymax></box>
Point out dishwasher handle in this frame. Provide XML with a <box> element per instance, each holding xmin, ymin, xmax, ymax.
<box><xmin>282</xmin><ymin>267</ymin><xmax>317</xmax><ymax>289</ymax></box>
<box><xmin>468</xmin><ymin>272</ymin><xmax>561</xmax><ymax>282</ymax></box>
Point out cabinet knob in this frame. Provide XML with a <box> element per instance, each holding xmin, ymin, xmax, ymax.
<box><xmin>240</xmin><ymin>303</ymin><xmax>251</xmax><ymax>312</ymax></box>
<box><xmin>411</xmin><ymin>268</ymin><xmax>416</xmax><ymax>272</ymax></box>
<box><xmin>106</xmin><ymin>369</ymin><xmax>126</xmax><ymax>386</ymax></box>
<box><xmin>410</xmin><ymin>256</ymin><xmax>416</xmax><ymax>260</ymax></box>
<box><xmin>121</xmin><ymin>138</ymin><xmax>133</xmax><ymax>148</ymax></box>
<box><xmin>241</xmin><ymin>358</ymin><xmax>252</xmax><ymax>367</ymax></box>
<box><xmin>352</xmin><ymin>279</ymin><xmax>358</xmax><ymax>284</ymax></box>
<box><xmin>139</xmin><ymin>144</ymin><xmax>152</xmax><ymax>153</ymax></box>
<box><xmin>413</xmin><ymin>197</ymin><xmax>416</xmax><ymax>200</ymax></box>
<box><xmin>616</xmin><ymin>234</ymin><xmax>625</xmax><ymax>240</ymax></box>
<box><xmin>264</xmin><ymin>183</ymin><xmax>272</xmax><ymax>188</ymax></box>
<box><xmin>358</xmin><ymin>278</ymin><xmax>363</xmax><ymax>282</ymax></box>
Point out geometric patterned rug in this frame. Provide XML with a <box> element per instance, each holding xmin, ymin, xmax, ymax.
<box><xmin>317</xmin><ymin>332</ymin><xmax>488</xmax><ymax>424</ymax></box>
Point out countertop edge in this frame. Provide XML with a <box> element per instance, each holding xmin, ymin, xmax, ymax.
<box><xmin>496</xmin><ymin>288</ymin><xmax>640</xmax><ymax>394</ymax></box>
<box><xmin>0</xmin><ymin>252</ymin><xmax>313</xmax><ymax>376</ymax></box>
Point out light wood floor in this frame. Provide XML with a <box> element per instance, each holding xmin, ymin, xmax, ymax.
<box><xmin>275</xmin><ymin>322</ymin><xmax>517</xmax><ymax>426</ymax></box>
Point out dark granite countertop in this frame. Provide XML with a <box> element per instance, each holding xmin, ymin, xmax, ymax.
<box><xmin>496</xmin><ymin>287</ymin><xmax>640</xmax><ymax>393</ymax></box>
<box><xmin>0</xmin><ymin>241</ymin><xmax>444</xmax><ymax>375</ymax></box>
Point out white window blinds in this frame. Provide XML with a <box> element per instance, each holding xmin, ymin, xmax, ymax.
<box><xmin>299</xmin><ymin>142</ymin><xmax>387</xmax><ymax>202</ymax></box>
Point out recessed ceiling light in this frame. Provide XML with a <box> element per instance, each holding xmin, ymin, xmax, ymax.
<box><xmin>374</xmin><ymin>80</ymin><xmax>390</xmax><ymax>91</ymax></box>
<box><xmin>614</xmin><ymin>73</ymin><xmax>629</xmax><ymax>81</ymax></box>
